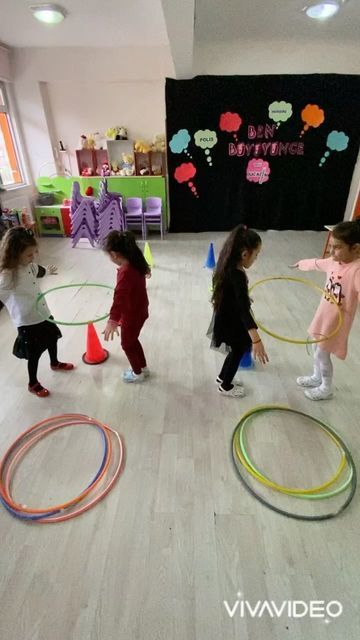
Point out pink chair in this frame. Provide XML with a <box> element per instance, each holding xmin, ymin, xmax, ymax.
<box><xmin>124</xmin><ymin>197</ymin><xmax>144</xmax><ymax>238</ymax></box>
<box><xmin>143</xmin><ymin>197</ymin><xmax>164</xmax><ymax>239</ymax></box>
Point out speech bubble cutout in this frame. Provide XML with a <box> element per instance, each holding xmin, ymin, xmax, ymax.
<box><xmin>219</xmin><ymin>112</ymin><xmax>243</xmax><ymax>142</ymax></box>
<box><xmin>319</xmin><ymin>130</ymin><xmax>349</xmax><ymax>167</ymax></box>
<box><xmin>194</xmin><ymin>129</ymin><xmax>218</xmax><ymax>166</ymax></box>
<box><xmin>246</xmin><ymin>158</ymin><xmax>271</xmax><ymax>185</ymax></box>
<box><xmin>174</xmin><ymin>162</ymin><xmax>198</xmax><ymax>197</ymax></box>
<box><xmin>169</xmin><ymin>129</ymin><xmax>192</xmax><ymax>157</ymax></box>
<box><xmin>268</xmin><ymin>101</ymin><xmax>293</xmax><ymax>128</ymax></box>
<box><xmin>300</xmin><ymin>104</ymin><xmax>325</xmax><ymax>137</ymax></box>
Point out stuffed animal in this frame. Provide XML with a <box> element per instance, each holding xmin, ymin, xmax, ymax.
<box><xmin>106</xmin><ymin>126</ymin><xmax>128</xmax><ymax>140</ymax></box>
<box><xmin>101</xmin><ymin>163</ymin><xmax>111</xmax><ymax>177</ymax></box>
<box><xmin>111</xmin><ymin>161</ymin><xmax>120</xmax><ymax>176</ymax></box>
<box><xmin>151</xmin><ymin>133</ymin><xmax>166</xmax><ymax>152</ymax></box>
<box><xmin>134</xmin><ymin>139</ymin><xmax>151</xmax><ymax>153</ymax></box>
<box><xmin>120</xmin><ymin>153</ymin><xmax>135</xmax><ymax>176</ymax></box>
<box><xmin>117</xmin><ymin>127</ymin><xmax>128</xmax><ymax>140</ymax></box>
<box><xmin>81</xmin><ymin>167</ymin><xmax>93</xmax><ymax>176</ymax></box>
<box><xmin>86</xmin><ymin>135</ymin><xmax>95</xmax><ymax>150</ymax></box>
<box><xmin>93</xmin><ymin>132</ymin><xmax>102</xmax><ymax>149</ymax></box>
<box><xmin>80</xmin><ymin>135</ymin><xmax>87</xmax><ymax>149</ymax></box>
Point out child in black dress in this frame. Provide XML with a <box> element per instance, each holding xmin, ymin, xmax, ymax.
<box><xmin>0</xmin><ymin>227</ymin><xmax>74</xmax><ymax>397</ymax></box>
<box><xmin>211</xmin><ymin>224</ymin><xmax>269</xmax><ymax>397</ymax></box>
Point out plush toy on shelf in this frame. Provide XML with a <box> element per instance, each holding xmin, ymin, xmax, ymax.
<box><xmin>81</xmin><ymin>167</ymin><xmax>93</xmax><ymax>176</ymax></box>
<box><xmin>93</xmin><ymin>132</ymin><xmax>103</xmax><ymax>149</ymax></box>
<box><xmin>101</xmin><ymin>162</ymin><xmax>111</xmax><ymax>177</ymax></box>
<box><xmin>134</xmin><ymin>139</ymin><xmax>151</xmax><ymax>153</ymax></box>
<box><xmin>106</xmin><ymin>126</ymin><xmax>128</xmax><ymax>140</ymax></box>
<box><xmin>151</xmin><ymin>133</ymin><xmax>166</xmax><ymax>153</ymax></box>
<box><xmin>80</xmin><ymin>135</ymin><xmax>87</xmax><ymax>149</ymax></box>
<box><xmin>86</xmin><ymin>134</ymin><xmax>95</xmax><ymax>150</ymax></box>
<box><xmin>111</xmin><ymin>161</ymin><xmax>120</xmax><ymax>176</ymax></box>
<box><xmin>120</xmin><ymin>153</ymin><xmax>135</xmax><ymax>176</ymax></box>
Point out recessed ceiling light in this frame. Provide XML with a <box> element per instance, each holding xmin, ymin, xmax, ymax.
<box><xmin>304</xmin><ymin>1</ymin><xmax>342</xmax><ymax>20</ymax></box>
<box><xmin>30</xmin><ymin>4</ymin><xmax>67</xmax><ymax>24</ymax></box>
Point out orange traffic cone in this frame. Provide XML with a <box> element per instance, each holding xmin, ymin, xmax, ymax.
<box><xmin>82</xmin><ymin>322</ymin><xmax>109</xmax><ymax>365</ymax></box>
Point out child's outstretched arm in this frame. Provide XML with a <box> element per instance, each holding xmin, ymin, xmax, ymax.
<box><xmin>36</xmin><ymin>264</ymin><xmax>58</xmax><ymax>277</ymax></box>
<box><xmin>290</xmin><ymin>258</ymin><xmax>331</xmax><ymax>272</ymax></box>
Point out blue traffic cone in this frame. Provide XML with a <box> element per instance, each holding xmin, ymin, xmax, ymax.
<box><xmin>204</xmin><ymin>242</ymin><xmax>216</xmax><ymax>269</ymax></box>
<box><xmin>238</xmin><ymin>349</ymin><xmax>254</xmax><ymax>369</ymax></box>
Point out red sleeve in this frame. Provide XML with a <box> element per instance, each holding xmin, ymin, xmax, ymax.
<box><xmin>109</xmin><ymin>268</ymin><xmax>131</xmax><ymax>322</ymax></box>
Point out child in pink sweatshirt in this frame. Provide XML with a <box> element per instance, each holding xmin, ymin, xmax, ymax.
<box><xmin>292</xmin><ymin>220</ymin><xmax>360</xmax><ymax>400</ymax></box>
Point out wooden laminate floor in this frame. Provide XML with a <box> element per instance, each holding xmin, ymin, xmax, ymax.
<box><xmin>0</xmin><ymin>230</ymin><xmax>359</xmax><ymax>640</ymax></box>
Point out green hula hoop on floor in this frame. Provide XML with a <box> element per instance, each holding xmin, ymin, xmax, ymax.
<box><xmin>231</xmin><ymin>405</ymin><xmax>357</xmax><ymax>521</ymax></box>
<box><xmin>36</xmin><ymin>283</ymin><xmax>113</xmax><ymax>326</ymax></box>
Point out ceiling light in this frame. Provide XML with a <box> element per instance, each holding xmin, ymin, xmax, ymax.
<box><xmin>30</xmin><ymin>4</ymin><xmax>67</xmax><ymax>24</ymax></box>
<box><xmin>304</xmin><ymin>1</ymin><xmax>342</xmax><ymax>19</ymax></box>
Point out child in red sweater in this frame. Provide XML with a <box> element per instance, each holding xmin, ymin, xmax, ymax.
<box><xmin>103</xmin><ymin>231</ymin><xmax>150</xmax><ymax>383</ymax></box>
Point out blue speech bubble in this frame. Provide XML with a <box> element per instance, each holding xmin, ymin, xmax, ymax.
<box><xmin>319</xmin><ymin>130</ymin><xmax>349</xmax><ymax>166</ymax></box>
<box><xmin>169</xmin><ymin>129</ymin><xmax>191</xmax><ymax>154</ymax></box>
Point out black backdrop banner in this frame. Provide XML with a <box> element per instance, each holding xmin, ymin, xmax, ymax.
<box><xmin>165</xmin><ymin>74</ymin><xmax>360</xmax><ymax>232</ymax></box>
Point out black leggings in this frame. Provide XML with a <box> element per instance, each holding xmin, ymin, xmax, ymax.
<box><xmin>218</xmin><ymin>344</ymin><xmax>247</xmax><ymax>390</ymax></box>
<box><xmin>28</xmin><ymin>344</ymin><xmax>58</xmax><ymax>386</ymax></box>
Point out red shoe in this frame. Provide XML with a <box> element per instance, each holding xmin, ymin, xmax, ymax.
<box><xmin>28</xmin><ymin>383</ymin><xmax>50</xmax><ymax>398</ymax></box>
<box><xmin>50</xmin><ymin>362</ymin><xmax>74</xmax><ymax>371</ymax></box>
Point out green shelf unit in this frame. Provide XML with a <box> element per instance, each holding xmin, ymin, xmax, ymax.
<box><xmin>37</xmin><ymin>176</ymin><xmax>168</xmax><ymax>225</ymax></box>
<box><xmin>35</xmin><ymin>206</ymin><xmax>65</xmax><ymax>237</ymax></box>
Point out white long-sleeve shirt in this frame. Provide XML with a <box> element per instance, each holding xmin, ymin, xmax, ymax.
<box><xmin>0</xmin><ymin>264</ymin><xmax>51</xmax><ymax>327</ymax></box>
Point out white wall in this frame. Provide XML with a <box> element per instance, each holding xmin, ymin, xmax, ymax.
<box><xmin>194</xmin><ymin>39</ymin><xmax>360</xmax><ymax>75</ymax></box>
<box><xmin>0</xmin><ymin>44</ymin><xmax>11</xmax><ymax>80</ymax></box>
<box><xmin>11</xmin><ymin>46</ymin><xmax>174</xmax><ymax>179</ymax></box>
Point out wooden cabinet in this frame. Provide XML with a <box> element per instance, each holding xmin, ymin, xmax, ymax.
<box><xmin>75</xmin><ymin>149</ymin><xmax>109</xmax><ymax>176</ymax></box>
<box><xmin>134</xmin><ymin>151</ymin><xmax>166</xmax><ymax>176</ymax></box>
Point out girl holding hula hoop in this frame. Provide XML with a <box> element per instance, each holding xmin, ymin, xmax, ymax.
<box><xmin>292</xmin><ymin>220</ymin><xmax>360</xmax><ymax>401</ymax></box>
<box><xmin>0</xmin><ymin>228</ymin><xmax>74</xmax><ymax>398</ymax></box>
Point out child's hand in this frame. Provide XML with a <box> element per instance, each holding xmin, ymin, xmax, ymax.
<box><xmin>103</xmin><ymin>320</ymin><xmax>119</xmax><ymax>341</ymax></box>
<box><xmin>47</xmin><ymin>265</ymin><xmax>58</xmax><ymax>275</ymax></box>
<box><xmin>289</xmin><ymin>263</ymin><xmax>299</xmax><ymax>269</ymax></box>
<box><xmin>252</xmin><ymin>340</ymin><xmax>269</xmax><ymax>365</ymax></box>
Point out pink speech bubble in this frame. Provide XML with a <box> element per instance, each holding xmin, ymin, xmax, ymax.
<box><xmin>246</xmin><ymin>158</ymin><xmax>271</xmax><ymax>184</ymax></box>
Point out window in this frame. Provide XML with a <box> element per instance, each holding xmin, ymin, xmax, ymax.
<box><xmin>0</xmin><ymin>82</ymin><xmax>24</xmax><ymax>188</ymax></box>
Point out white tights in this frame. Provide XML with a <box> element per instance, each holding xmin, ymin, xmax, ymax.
<box><xmin>312</xmin><ymin>345</ymin><xmax>333</xmax><ymax>391</ymax></box>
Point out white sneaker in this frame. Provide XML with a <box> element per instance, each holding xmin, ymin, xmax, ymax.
<box><xmin>123</xmin><ymin>367</ymin><xmax>149</xmax><ymax>379</ymax></box>
<box><xmin>296</xmin><ymin>376</ymin><xmax>321</xmax><ymax>388</ymax></box>
<box><xmin>304</xmin><ymin>387</ymin><xmax>333</xmax><ymax>401</ymax></box>
<box><xmin>218</xmin><ymin>384</ymin><xmax>245</xmax><ymax>398</ymax></box>
<box><xmin>122</xmin><ymin>370</ymin><xmax>145</xmax><ymax>383</ymax></box>
<box><xmin>216</xmin><ymin>376</ymin><xmax>243</xmax><ymax>386</ymax></box>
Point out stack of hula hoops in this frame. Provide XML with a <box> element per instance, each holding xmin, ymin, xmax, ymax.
<box><xmin>232</xmin><ymin>406</ymin><xmax>356</xmax><ymax>521</ymax></box>
<box><xmin>0</xmin><ymin>414</ymin><xmax>124</xmax><ymax>523</ymax></box>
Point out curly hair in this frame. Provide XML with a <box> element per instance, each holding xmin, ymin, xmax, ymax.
<box><xmin>212</xmin><ymin>225</ymin><xmax>261</xmax><ymax>311</ymax></box>
<box><xmin>0</xmin><ymin>227</ymin><xmax>37</xmax><ymax>273</ymax></box>
<box><xmin>102</xmin><ymin>230</ymin><xmax>150</xmax><ymax>276</ymax></box>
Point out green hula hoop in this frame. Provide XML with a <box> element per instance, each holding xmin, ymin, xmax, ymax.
<box><xmin>36</xmin><ymin>283</ymin><xmax>113</xmax><ymax>326</ymax></box>
<box><xmin>231</xmin><ymin>405</ymin><xmax>356</xmax><ymax>521</ymax></box>
<box><xmin>235</xmin><ymin>408</ymin><xmax>352</xmax><ymax>500</ymax></box>
<box><xmin>249</xmin><ymin>276</ymin><xmax>343</xmax><ymax>345</ymax></box>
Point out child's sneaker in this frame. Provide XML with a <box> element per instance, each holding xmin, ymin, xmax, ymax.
<box><xmin>304</xmin><ymin>387</ymin><xmax>333</xmax><ymax>401</ymax></box>
<box><xmin>218</xmin><ymin>384</ymin><xmax>245</xmax><ymax>398</ymax></box>
<box><xmin>122</xmin><ymin>370</ymin><xmax>145</xmax><ymax>383</ymax></box>
<box><xmin>216</xmin><ymin>376</ymin><xmax>243</xmax><ymax>386</ymax></box>
<box><xmin>51</xmin><ymin>362</ymin><xmax>74</xmax><ymax>371</ymax></box>
<box><xmin>123</xmin><ymin>367</ymin><xmax>149</xmax><ymax>379</ymax></box>
<box><xmin>296</xmin><ymin>375</ymin><xmax>321</xmax><ymax>388</ymax></box>
<box><xmin>28</xmin><ymin>383</ymin><xmax>50</xmax><ymax>398</ymax></box>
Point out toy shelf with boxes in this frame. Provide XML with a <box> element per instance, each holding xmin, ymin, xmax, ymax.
<box><xmin>76</xmin><ymin>149</ymin><xmax>109</xmax><ymax>176</ymax></box>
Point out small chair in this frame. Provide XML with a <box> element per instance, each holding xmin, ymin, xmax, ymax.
<box><xmin>143</xmin><ymin>197</ymin><xmax>164</xmax><ymax>239</ymax></box>
<box><xmin>124</xmin><ymin>197</ymin><xmax>144</xmax><ymax>238</ymax></box>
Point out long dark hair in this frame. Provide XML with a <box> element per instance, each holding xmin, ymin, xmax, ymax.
<box><xmin>103</xmin><ymin>230</ymin><xmax>150</xmax><ymax>276</ymax></box>
<box><xmin>0</xmin><ymin>226</ymin><xmax>37</xmax><ymax>272</ymax></box>
<box><xmin>332</xmin><ymin>220</ymin><xmax>360</xmax><ymax>247</ymax></box>
<box><xmin>212</xmin><ymin>224</ymin><xmax>261</xmax><ymax>310</ymax></box>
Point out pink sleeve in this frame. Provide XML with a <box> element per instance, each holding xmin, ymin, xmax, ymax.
<box><xmin>354</xmin><ymin>269</ymin><xmax>360</xmax><ymax>295</ymax></box>
<box><xmin>297</xmin><ymin>258</ymin><xmax>331</xmax><ymax>272</ymax></box>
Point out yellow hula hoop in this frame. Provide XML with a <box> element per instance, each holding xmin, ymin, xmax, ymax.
<box><xmin>232</xmin><ymin>405</ymin><xmax>347</xmax><ymax>496</ymax></box>
<box><xmin>249</xmin><ymin>276</ymin><xmax>343</xmax><ymax>345</ymax></box>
